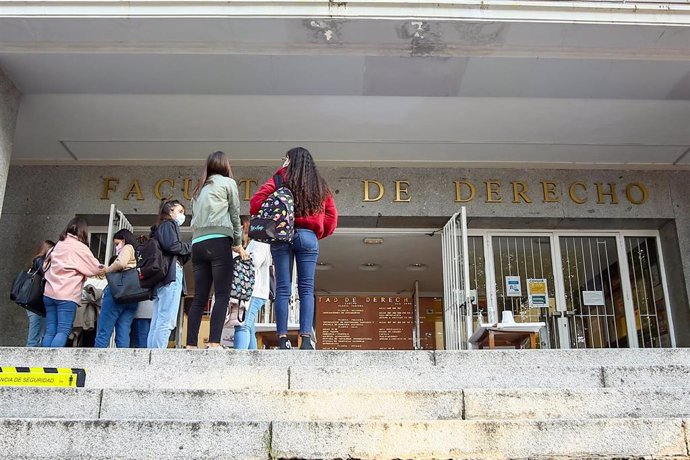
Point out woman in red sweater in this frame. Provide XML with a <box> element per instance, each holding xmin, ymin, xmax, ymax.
<box><xmin>250</xmin><ymin>147</ymin><xmax>337</xmax><ymax>349</ymax></box>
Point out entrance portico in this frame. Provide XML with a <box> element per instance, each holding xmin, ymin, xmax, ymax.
<box><xmin>0</xmin><ymin>0</ymin><xmax>689</xmax><ymax>347</ymax></box>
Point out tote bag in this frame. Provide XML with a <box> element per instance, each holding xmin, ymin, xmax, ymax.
<box><xmin>231</xmin><ymin>257</ymin><xmax>255</xmax><ymax>302</ymax></box>
<box><xmin>105</xmin><ymin>269</ymin><xmax>153</xmax><ymax>304</ymax></box>
<box><xmin>10</xmin><ymin>268</ymin><xmax>47</xmax><ymax>316</ymax></box>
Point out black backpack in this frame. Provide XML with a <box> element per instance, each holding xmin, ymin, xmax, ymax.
<box><xmin>135</xmin><ymin>235</ymin><xmax>169</xmax><ymax>289</ymax></box>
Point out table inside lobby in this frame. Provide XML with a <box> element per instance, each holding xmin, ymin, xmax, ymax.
<box><xmin>469</xmin><ymin>322</ymin><xmax>546</xmax><ymax>349</ymax></box>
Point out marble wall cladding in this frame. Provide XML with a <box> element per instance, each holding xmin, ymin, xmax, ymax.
<box><xmin>0</xmin><ymin>164</ymin><xmax>687</xmax><ymax>346</ymax></box>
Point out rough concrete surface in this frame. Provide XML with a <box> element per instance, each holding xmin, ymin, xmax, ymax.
<box><xmin>99</xmin><ymin>388</ymin><xmax>463</xmax><ymax>421</ymax></box>
<box><xmin>464</xmin><ymin>388</ymin><xmax>690</xmax><ymax>420</ymax></box>
<box><xmin>604</xmin><ymin>365</ymin><xmax>690</xmax><ymax>388</ymax></box>
<box><xmin>270</xmin><ymin>418</ymin><xmax>689</xmax><ymax>459</ymax></box>
<box><xmin>0</xmin><ymin>419</ymin><xmax>270</xmax><ymax>459</ymax></box>
<box><xmin>0</xmin><ymin>387</ymin><xmax>101</xmax><ymax>419</ymax></box>
<box><xmin>289</xmin><ymin>364</ymin><xmax>604</xmax><ymax>390</ymax></box>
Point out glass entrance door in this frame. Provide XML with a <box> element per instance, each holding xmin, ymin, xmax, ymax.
<box><xmin>489</xmin><ymin>235</ymin><xmax>559</xmax><ymax>349</ymax></box>
<box><xmin>558</xmin><ymin>236</ymin><xmax>628</xmax><ymax>348</ymax></box>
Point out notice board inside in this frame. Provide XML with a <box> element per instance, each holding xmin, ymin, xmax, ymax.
<box><xmin>316</xmin><ymin>296</ymin><xmax>414</xmax><ymax>350</ymax></box>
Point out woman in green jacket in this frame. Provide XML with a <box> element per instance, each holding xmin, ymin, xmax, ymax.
<box><xmin>186</xmin><ymin>151</ymin><xmax>248</xmax><ymax>349</ymax></box>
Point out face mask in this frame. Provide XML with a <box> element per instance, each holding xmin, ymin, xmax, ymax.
<box><xmin>115</xmin><ymin>242</ymin><xmax>124</xmax><ymax>255</ymax></box>
<box><xmin>175</xmin><ymin>213</ymin><xmax>186</xmax><ymax>226</ymax></box>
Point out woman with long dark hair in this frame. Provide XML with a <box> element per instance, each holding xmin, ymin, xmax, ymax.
<box><xmin>147</xmin><ymin>199</ymin><xmax>192</xmax><ymax>348</ymax></box>
<box><xmin>250</xmin><ymin>147</ymin><xmax>338</xmax><ymax>349</ymax></box>
<box><xmin>43</xmin><ymin>217</ymin><xmax>105</xmax><ymax>347</ymax></box>
<box><xmin>25</xmin><ymin>240</ymin><xmax>55</xmax><ymax>347</ymax></box>
<box><xmin>187</xmin><ymin>151</ymin><xmax>248</xmax><ymax>349</ymax></box>
<box><xmin>94</xmin><ymin>229</ymin><xmax>139</xmax><ymax>348</ymax></box>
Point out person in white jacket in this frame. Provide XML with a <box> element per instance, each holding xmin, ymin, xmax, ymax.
<box><xmin>234</xmin><ymin>215</ymin><xmax>272</xmax><ymax>349</ymax></box>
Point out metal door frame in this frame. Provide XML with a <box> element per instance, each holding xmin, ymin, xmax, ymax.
<box><xmin>473</xmin><ymin>228</ymin><xmax>675</xmax><ymax>349</ymax></box>
<box><xmin>441</xmin><ymin>208</ymin><xmax>472</xmax><ymax>350</ymax></box>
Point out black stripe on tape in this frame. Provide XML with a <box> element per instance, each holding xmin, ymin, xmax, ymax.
<box><xmin>71</xmin><ymin>368</ymin><xmax>87</xmax><ymax>387</ymax></box>
<box><xmin>15</xmin><ymin>367</ymin><xmax>30</xmax><ymax>373</ymax></box>
<box><xmin>44</xmin><ymin>368</ymin><xmax>58</xmax><ymax>374</ymax></box>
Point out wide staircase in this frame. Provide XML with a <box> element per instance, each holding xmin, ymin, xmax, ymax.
<box><xmin>0</xmin><ymin>347</ymin><xmax>689</xmax><ymax>459</ymax></box>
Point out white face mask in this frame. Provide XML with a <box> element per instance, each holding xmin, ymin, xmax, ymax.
<box><xmin>175</xmin><ymin>213</ymin><xmax>186</xmax><ymax>226</ymax></box>
<box><xmin>115</xmin><ymin>242</ymin><xmax>124</xmax><ymax>255</ymax></box>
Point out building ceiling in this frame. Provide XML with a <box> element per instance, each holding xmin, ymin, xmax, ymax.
<box><xmin>0</xmin><ymin>16</ymin><xmax>689</xmax><ymax>166</ymax></box>
<box><xmin>316</xmin><ymin>230</ymin><xmax>443</xmax><ymax>295</ymax></box>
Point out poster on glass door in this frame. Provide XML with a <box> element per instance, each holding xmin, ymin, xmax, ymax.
<box><xmin>527</xmin><ymin>278</ymin><xmax>548</xmax><ymax>307</ymax></box>
<box><xmin>506</xmin><ymin>276</ymin><xmax>522</xmax><ymax>297</ymax></box>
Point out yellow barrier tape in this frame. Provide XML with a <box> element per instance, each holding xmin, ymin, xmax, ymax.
<box><xmin>0</xmin><ymin>367</ymin><xmax>86</xmax><ymax>388</ymax></box>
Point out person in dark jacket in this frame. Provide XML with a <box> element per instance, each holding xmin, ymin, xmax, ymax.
<box><xmin>250</xmin><ymin>147</ymin><xmax>338</xmax><ymax>350</ymax></box>
<box><xmin>147</xmin><ymin>199</ymin><xmax>192</xmax><ymax>348</ymax></box>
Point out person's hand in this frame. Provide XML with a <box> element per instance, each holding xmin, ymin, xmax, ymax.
<box><xmin>97</xmin><ymin>266</ymin><xmax>107</xmax><ymax>278</ymax></box>
<box><xmin>233</xmin><ymin>245</ymin><xmax>250</xmax><ymax>261</ymax></box>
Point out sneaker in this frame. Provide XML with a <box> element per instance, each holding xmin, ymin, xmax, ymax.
<box><xmin>300</xmin><ymin>336</ymin><xmax>314</xmax><ymax>350</ymax></box>
<box><xmin>279</xmin><ymin>337</ymin><xmax>292</xmax><ymax>350</ymax></box>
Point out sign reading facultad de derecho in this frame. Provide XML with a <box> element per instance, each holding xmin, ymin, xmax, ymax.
<box><xmin>100</xmin><ymin>176</ymin><xmax>650</xmax><ymax>205</ymax></box>
<box><xmin>316</xmin><ymin>296</ymin><xmax>414</xmax><ymax>350</ymax></box>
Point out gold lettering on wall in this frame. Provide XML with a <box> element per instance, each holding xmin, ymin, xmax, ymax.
<box><xmin>363</xmin><ymin>180</ymin><xmax>384</xmax><ymax>202</ymax></box>
<box><xmin>511</xmin><ymin>181</ymin><xmax>532</xmax><ymax>204</ymax></box>
<box><xmin>154</xmin><ymin>178</ymin><xmax>175</xmax><ymax>200</ymax></box>
<box><xmin>485</xmin><ymin>181</ymin><xmax>503</xmax><ymax>203</ymax></box>
<box><xmin>569</xmin><ymin>182</ymin><xmax>587</xmax><ymax>204</ymax></box>
<box><xmin>96</xmin><ymin>176</ymin><xmax>653</xmax><ymax>207</ymax></box>
<box><xmin>596</xmin><ymin>183</ymin><xmax>619</xmax><ymax>204</ymax></box>
<box><xmin>542</xmin><ymin>181</ymin><xmax>561</xmax><ymax>203</ymax></box>
<box><xmin>183</xmin><ymin>178</ymin><xmax>193</xmax><ymax>201</ymax></box>
<box><xmin>394</xmin><ymin>180</ymin><xmax>411</xmax><ymax>203</ymax></box>
<box><xmin>454</xmin><ymin>181</ymin><xmax>476</xmax><ymax>203</ymax></box>
<box><xmin>101</xmin><ymin>177</ymin><xmax>119</xmax><ymax>200</ymax></box>
<box><xmin>625</xmin><ymin>182</ymin><xmax>648</xmax><ymax>205</ymax></box>
<box><xmin>238</xmin><ymin>179</ymin><xmax>258</xmax><ymax>201</ymax></box>
<box><xmin>124</xmin><ymin>180</ymin><xmax>144</xmax><ymax>201</ymax></box>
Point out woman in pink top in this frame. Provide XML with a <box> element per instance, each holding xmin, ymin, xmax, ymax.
<box><xmin>43</xmin><ymin>217</ymin><xmax>105</xmax><ymax>347</ymax></box>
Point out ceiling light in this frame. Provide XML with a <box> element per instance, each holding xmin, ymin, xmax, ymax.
<box><xmin>359</xmin><ymin>263</ymin><xmax>380</xmax><ymax>271</ymax></box>
<box><xmin>407</xmin><ymin>263</ymin><xmax>428</xmax><ymax>272</ymax></box>
<box><xmin>363</xmin><ymin>238</ymin><xmax>384</xmax><ymax>245</ymax></box>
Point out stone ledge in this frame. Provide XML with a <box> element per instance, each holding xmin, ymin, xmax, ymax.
<box><xmin>289</xmin><ymin>365</ymin><xmax>604</xmax><ymax>390</ymax></box>
<box><xmin>604</xmin><ymin>365</ymin><xmax>690</xmax><ymax>388</ymax></box>
<box><xmin>0</xmin><ymin>419</ymin><xmax>270</xmax><ymax>459</ymax></box>
<box><xmin>271</xmin><ymin>418</ymin><xmax>689</xmax><ymax>459</ymax></box>
<box><xmin>464</xmin><ymin>388</ymin><xmax>690</xmax><ymax>420</ymax></box>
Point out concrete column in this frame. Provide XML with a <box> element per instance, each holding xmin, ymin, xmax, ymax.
<box><xmin>0</xmin><ymin>67</ymin><xmax>20</xmax><ymax>219</ymax></box>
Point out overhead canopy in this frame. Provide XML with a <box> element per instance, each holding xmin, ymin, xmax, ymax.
<box><xmin>1</xmin><ymin>2</ymin><xmax>689</xmax><ymax>166</ymax></box>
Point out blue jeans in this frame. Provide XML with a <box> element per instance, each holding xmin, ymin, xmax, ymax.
<box><xmin>147</xmin><ymin>263</ymin><xmax>183</xmax><ymax>348</ymax></box>
<box><xmin>26</xmin><ymin>310</ymin><xmax>46</xmax><ymax>347</ymax></box>
<box><xmin>94</xmin><ymin>286</ymin><xmax>138</xmax><ymax>348</ymax></box>
<box><xmin>271</xmin><ymin>229</ymin><xmax>319</xmax><ymax>335</ymax></box>
<box><xmin>234</xmin><ymin>296</ymin><xmax>267</xmax><ymax>349</ymax></box>
<box><xmin>131</xmin><ymin>319</ymin><xmax>151</xmax><ymax>348</ymax></box>
<box><xmin>42</xmin><ymin>296</ymin><xmax>78</xmax><ymax>348</ymax></box>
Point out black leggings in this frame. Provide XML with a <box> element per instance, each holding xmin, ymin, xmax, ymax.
<box><xmin>186</xmin><ymin>237</ymin><xmax>234</xmax><ymax>346</ymax></box>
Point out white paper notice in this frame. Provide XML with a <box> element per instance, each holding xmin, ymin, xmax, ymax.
<box><xmin>582</xmin><ymin>290</ymin><xmax>605</xmax><ymax>306</ymax></box>
<box><xmin>506</xmin><ymin>276</ymin><xmax>522</xmax><ymax>297</ymax></box>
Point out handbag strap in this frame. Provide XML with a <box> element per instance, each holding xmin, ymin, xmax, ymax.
<box><xmin>41</xmin><ymin>247</ymin><xmax>55</xmax><ymax>274</ymax></box>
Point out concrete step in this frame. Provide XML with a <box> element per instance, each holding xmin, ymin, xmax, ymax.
<box><xmin>0</xmin><ymin>387</ymin><xmax>462</xmax><ymax>421</ymax></box>
<box><xmin>4</xmin><ymin>352</ymin><xmax>690</xmax><ymax>390</ymax></box>
<box><xmin>464</xmin><ymin>388</ymin><xmax>690</xmax><ymax>420</ymax></box>
<box><xmin>271</xmin><ymin>418</ymin><xmax>689</xmax><ymax>459</ymax></box>
<box><xmin>4</xmin><ymin>347</ymin><xmax>690</xmax><ymax>371</ymax></box>
<box><xmin>0</xmin><ymin>419</ymin><xmax>270</xmax><ymax>459</ymax></box>
<box><xmin>0</xmin><ymin>418</ymin><xmax>686</xmax><ymax>459</ymax></box>
<box><xmin>5</xmin><ymin>387</ymin><xmax>690</xmax><ymax>422</ymax></box>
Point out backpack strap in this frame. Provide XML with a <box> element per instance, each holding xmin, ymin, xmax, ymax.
<box><xmin>273</xmin><ymin>173</ymin><xmax>284</xmax><ymax>189</ymax></box>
